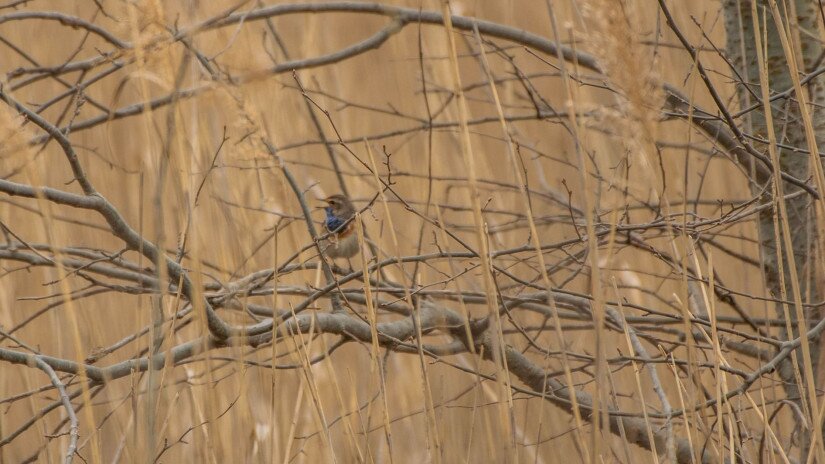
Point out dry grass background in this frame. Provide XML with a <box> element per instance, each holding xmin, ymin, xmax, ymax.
<box><xmin>0</xmin><ymin>0</ymin><xmax>802</xmax><ymax>463</ymax></box>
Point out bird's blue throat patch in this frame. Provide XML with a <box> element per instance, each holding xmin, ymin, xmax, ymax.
<box><xmin>324</xmin><ymin>207</ymin><xmax>346</xmax><ymax>232</ymax></box>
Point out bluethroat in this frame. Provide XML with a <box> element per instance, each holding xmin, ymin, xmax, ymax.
<box><xmin>320</xmin><ymin>194</ymin><xmax>359</xmax><ymax>259</ymax></box>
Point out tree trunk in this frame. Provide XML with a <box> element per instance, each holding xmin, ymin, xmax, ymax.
<box><xmin>723</xmin><ymin>0</ymin><xmax>825</xmax><ymax>457</ymax></box>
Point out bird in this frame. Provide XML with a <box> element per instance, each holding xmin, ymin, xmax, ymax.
<box><xmin>320</xmin><ymin>194</ymin><xmax>359</xmax><ymax>259</ymax></box>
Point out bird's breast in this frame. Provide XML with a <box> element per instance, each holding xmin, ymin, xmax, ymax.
<box><xmin>336</xmin><ymin>222</ymin><xmax>355</xmax><ymax>239</ymax></box>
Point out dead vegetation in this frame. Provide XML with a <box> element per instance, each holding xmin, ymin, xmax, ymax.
<box><xmin>0</xmin><ymin>1</ymin><xmax>823</xmax><ymax>463</ymax></box>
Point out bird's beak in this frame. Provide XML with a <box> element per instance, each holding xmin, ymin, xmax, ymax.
<box><xmin>315</xmin><ymin>198</ymin><xmax>332</xmax><ymax>210</ymax></box>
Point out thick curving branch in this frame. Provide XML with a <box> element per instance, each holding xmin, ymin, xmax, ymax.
<box><xmin>0</xmin><ymin>89</ymin><xmax>236</xmax><ymax>340</ymax></box>
<box><xmin>1</xmin><ymin>296</ymin><xmax>714</xmax><ymax>462</ymax></box>
<box><xmin>32</xmin><ymin>357</ymin><xmax>78</xmax><ymax>464</ymax></box>
<box><xmin>0</xmin><ymin>11</ymin><xmax>130</xmax><ymax>49</ymax></box>
<box><xmin>9</xmin><ymin>1</ymin><xmax>810</xmax><ymax>198</ymax></box>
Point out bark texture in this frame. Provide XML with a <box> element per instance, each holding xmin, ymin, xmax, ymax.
<box><xmin>723</xmin><ymin>0</ymin><xmax>825</xmax><ymax>455</ymax></box>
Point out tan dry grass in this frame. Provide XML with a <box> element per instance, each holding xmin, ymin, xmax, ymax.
<box><xmin>0</xmin><ymin>1</ymin><xmax>802</xmax><ymax>463</ymax></box>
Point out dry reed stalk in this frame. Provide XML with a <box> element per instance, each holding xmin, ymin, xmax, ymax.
<box><xmin>752</xmin><ymin>3</ymin><xmax>823</xmax><ymax>460</ymax></box>
<box><xmin>2</xmin><ymin>1</ymin><xmax>822</xmax><ymax>462</ymax></box>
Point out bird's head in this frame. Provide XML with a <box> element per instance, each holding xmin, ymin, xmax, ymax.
<box><xmin>323</xmin><ymin>194</ymin><xmax>354</xmax><ymax>219</ymax></box>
